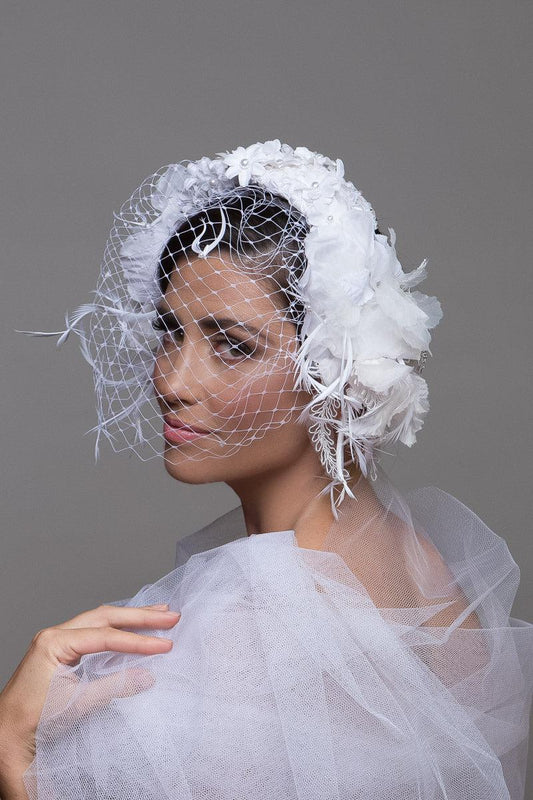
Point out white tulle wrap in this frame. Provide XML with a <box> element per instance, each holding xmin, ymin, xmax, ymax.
<box><xmin>23</xmin><ymin>466</ymin><xmax>533</xmax><ymax>799</ymax></box>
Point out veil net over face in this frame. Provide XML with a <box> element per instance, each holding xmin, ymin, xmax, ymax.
<box><xmin>98</xmin><ymin>185</ymin><xmax>312</xmax><ymax>463</ymax></box>
<box><xmin>27</xmin><ymin>141</ymin><xmax>444</xmax><ymax>511</ymax></box>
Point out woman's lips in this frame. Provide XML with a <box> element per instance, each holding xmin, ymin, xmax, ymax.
<box><xmin>163</xmin><ymin>418</ymin><xmax>210</xmax><ymax>444</ymax></box>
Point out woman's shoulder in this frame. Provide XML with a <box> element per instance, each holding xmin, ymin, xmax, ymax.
<box><xmin>324</xmin><ymin>474</ymin><xmax>523</xmax><ymax>630</ymax></box>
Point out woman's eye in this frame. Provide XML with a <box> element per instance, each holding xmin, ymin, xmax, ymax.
<box><xmin>151</xmin><ymin>317</ymin><xmax>183</xmax><ymax>344</ymax></box>
<box><xmin>215</xmin><ymin>336</ymin><xmax>254</xmax><ymax>359</ymax></box>
<box><xmin>151</xmin><ymin>317</ymin><xmax>254</xmax><ymax>360</ymax></box>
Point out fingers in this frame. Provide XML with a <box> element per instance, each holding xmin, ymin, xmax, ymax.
<box><xmin>55</xmin><ymin>604</ymin><xmax>181</xmax><ymax>631</ymax></box>
<box><xmin>33</xmin><ymin>623</ymin><xmax>179</xmax><ymax>669</ymax></box>
<box><xmin>35</xmin><ymin>606</ymin><xmax>177</xmax><ymax>732</ymax></box>
<box><xmin>74</xmin><ymin>626</ymin><xmax>174</xmax><ymax>659</ymax></box>
<box><xmin>75</xmin><ymin>667</ymin><xmax>156</xmax><ymax>715</ymax></box>
<box><xmin>45</xmin><ymin>667</ymin><xmax>158</xmax><ymax>732</ymax></box>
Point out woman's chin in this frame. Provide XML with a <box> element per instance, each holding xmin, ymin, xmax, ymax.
<box><xmin>162</xmin><ymin>446</ymin><xmax>218</xmax><ymax>485</ymax></box>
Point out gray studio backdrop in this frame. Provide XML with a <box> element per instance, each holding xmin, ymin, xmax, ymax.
<box><xmin>2</xmin><ymin>0</ymin><xmax>532</xmax><ymax>789</ymax></box>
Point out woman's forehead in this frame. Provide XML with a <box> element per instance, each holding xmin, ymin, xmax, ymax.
<box><xmin>162</xmin><ymin>254</ymin><xmax>283</xmax><ymax>321</ymax></box>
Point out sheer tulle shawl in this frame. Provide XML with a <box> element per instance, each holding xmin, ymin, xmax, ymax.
<box><xmin>23</xmin><ymin>467</ymin><xmax>533</xmax><ymax>799</ymax></box>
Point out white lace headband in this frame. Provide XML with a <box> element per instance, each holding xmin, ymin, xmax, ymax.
<box><xmin>19</xmin><ymin>139</ymin><xmax>443</xmax><ymax>515</ymax></box>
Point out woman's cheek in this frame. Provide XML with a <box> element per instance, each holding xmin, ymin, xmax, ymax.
<box><xmin>210</xmin><ymin>370</ymin><xmax>300</xmax><ymax>431</ymax></box>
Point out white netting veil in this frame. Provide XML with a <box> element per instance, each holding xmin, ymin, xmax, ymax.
<box><xmin>72</xmin><ymin>184</ymin><xmax>311</xmax><ymax>455</ymax></box>
<box><xmin>20</xmin><ymin>140</ymin><xmax>443</xmax><ymax>512</ymax></box>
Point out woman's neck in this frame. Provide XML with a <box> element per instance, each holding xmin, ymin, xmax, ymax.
<box><xmin>226</xmin><ymin>447</ymin><xmax>363</xmax><ymax>549</ymax></box>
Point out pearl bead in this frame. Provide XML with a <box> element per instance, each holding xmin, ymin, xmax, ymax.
<box><xmin>327</xmin><ymin>215</ymin><xmax>334</xmax><ymax>222</ymax></box>
<box><xmin>240</xmin><ymin>158</ymin><xmax>249</xmax><ymax>166</ymax></box>
<box><xmin>312</xmin><ymin>181</ymin><xmax>319</xmax><ymax>188</ymax></box>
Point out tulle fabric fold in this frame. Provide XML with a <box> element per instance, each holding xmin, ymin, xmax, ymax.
<box><xmin>23</xmin><ymin>467</ymin><xmax>533</xmax><ymax>799</ymax></box>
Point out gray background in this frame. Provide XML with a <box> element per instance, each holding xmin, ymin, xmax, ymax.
<box><xmin>2</xmin><ymin>0</ymin><xmax>532</xmax><ymax>790</ymax></box>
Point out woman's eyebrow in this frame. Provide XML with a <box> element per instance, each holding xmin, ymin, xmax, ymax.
<box><xmin>155</xmin><ymin>304</ymin><xmax>268</xmax><ymax>341</ymax></box>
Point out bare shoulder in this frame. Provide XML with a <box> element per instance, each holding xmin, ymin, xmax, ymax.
<box><xmin>416</xmin><ymin>533</ymin><xmax>482</xmax><ymax>629</ymax></box>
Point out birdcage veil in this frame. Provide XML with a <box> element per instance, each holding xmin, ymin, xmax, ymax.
<box><xmin>20</xmin><ymin>140</ymin><xmax>443</xmax><ymax>515</ymax></box>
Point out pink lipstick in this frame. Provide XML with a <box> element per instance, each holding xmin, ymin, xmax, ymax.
<box><xmin>163</xmin><ymin>417</ymin><xmax>210</xmax><ymax>444</ymax></box>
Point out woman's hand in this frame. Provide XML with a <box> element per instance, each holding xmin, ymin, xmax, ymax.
<box><xmin>0</xmin><ymin>602</ymin><xmax>180</xmax><ymax>799</ymax></box>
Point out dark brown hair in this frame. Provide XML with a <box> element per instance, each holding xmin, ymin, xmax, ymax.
<box><xmin>157</xmin><ymin>185</ymin><xmax>383</xmax><ymax>341</ymax></box>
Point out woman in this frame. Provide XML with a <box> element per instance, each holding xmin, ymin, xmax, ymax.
<box><xmin>1</xmin><ymin>141</ymin><xmax>532</xmax><ymax>799</ymax></box>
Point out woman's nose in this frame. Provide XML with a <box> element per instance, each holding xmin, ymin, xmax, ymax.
<box><xmin>152</xmin><ymin>339</ymin><xmax>209</xmax><ymax>406</ymax></box>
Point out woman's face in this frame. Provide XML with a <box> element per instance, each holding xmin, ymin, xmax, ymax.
<box><xmin>151</xmin><ymin>252</ymin><xmax>315</xmax><ymax>486</ymax></box>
